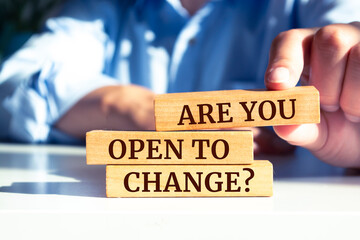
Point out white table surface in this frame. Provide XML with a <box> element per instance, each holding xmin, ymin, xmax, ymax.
<box><xmin>0</xmin><ymin>143</ymin><xmax>359</xmax><ymax>240</ymax></box>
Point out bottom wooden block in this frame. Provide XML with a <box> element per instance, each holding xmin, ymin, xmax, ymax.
<box><xmin>106</xmin><ymin>161</ymin><xmax>273</xmax><ymax>197</ymax></box>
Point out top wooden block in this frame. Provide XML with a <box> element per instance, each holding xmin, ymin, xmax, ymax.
<box><xmin>155</xmin><ymin>86</ymin><xmax>320</xmax><ymax>131</ymax></box>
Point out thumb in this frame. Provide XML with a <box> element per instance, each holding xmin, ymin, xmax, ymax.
<box><xmin>266</xmin><ymin>28</ymin><xmax>325</xmax><ymax>151</ymax></box>
<box><xmin>273</xmin><ymin>113</ymin><xmax>327</xmax><ymax>152</ymax></box>
<box><xmin>265</xmin><ymin>29</ymin><xmax>315</xmax><ymax>90</ymax></box>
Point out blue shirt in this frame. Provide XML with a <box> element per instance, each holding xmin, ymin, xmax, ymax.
<box><xmin>0</xmin><ymin>0</ymin><xmax>359</xmax><ymax>143</ymax></box>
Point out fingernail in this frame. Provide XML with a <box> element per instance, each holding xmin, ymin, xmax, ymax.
<box><xmin>321</xmin><ymin>104</ymin><xmax>339</xmax><ymax>112</ymax></box>
<box><xmin>267</xmin><ymin>67</ymin><xmax>290</xmax><ymax>83</ymax></box>
<box><xmin>344</xmin><ymin>113</ymin><xmax>360</xmax><ymax>123</ymax></box>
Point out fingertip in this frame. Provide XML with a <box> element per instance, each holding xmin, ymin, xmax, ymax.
<box><xmin>344</xmin><ymin>113</ymin><xmax>360</xmax><ymax>123</ymax></box>
<box><xmin>273</xmin><ymin>125</ymin><xmax>301</xmax><ymax>140</ymax></box>
<box><xmin>265</xmin><ymin>67</ymin><xmax>296</xmax><ymax>90</ymax></box>
<box><xmin>321</xmin><ymin>104</ymin><xmax>339</xmax><ymax>112</ymax></box>
<box><xmin>273</xmin><ymin>123</ymin><xmax>324</xmax><ymax>150</ymax></box>
<box><xmin>267</xmin><ymin>67</ymin><xmax>289</xmax><ymax>83</ymax></box>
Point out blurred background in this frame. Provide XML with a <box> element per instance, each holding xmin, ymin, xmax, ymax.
<box><xmin>0</xmin><ymin>0</ymin><xmax>65</xmax><ymax>142</ymax></box>
<box><xmin>0</xmin><ymin>0</ymin><xmax>64</xmax><ymax>63</ymax></box>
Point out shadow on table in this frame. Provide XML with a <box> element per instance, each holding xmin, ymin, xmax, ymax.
<box><xmin>0</xmin><ymin>149</ymin><xmax>106</xmax><ymax>198</ymax></box>
<box><xmin>0</xmin><ymin>181</ymin><xmax>106</xmax><ymax>197</ymax></box>
<box><xmin>0</xmin><ymin>145</ymin><xmax>359</xmax><ymax>198</ymax></box>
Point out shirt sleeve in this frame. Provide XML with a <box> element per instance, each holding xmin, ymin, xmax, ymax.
<box><xmin>296</xmin><ymin>0</ymin><xmax>360</xmax><ymax>28</ymax></box>
<box><xmin>0</xmin><ymin>0</ymin><xmax>123</xmax><ymax>143</ymax></box>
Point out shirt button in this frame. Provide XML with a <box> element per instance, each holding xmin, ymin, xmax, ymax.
<box><xmin>188</xmin><ymin>37</ymin><xmax>196</xmax><ymax>45</ymax></box>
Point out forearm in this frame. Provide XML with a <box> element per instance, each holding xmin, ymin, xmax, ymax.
<box><xmin>55</xmin><ymin>85</ymin><xmax>155</xmax><ymax>139</ymax></box>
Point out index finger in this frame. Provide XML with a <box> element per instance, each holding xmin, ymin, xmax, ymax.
<box><xmin>265</xmin><ymin>28</ymin><xmax>316</xmax><ymax>90</ymax></box>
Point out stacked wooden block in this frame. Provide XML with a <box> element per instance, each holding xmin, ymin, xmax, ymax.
<box><xmin>86</xmin><ymin>86</ymin><xmax>320</xmax><ymax>197</ymax></box>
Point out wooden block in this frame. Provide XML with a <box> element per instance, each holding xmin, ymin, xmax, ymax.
<box><xmin>155</xmin><ymin>86</ymin><xmax>320</xmax><ymax>131</ymax></box>
<box><xmin>86</xmin><ymin>130</ymin><xmax>253</xmax><ymax>165</ymax></box>
<box><xmin>106</xmin><ymin>160</ymin><xmax>273</xmax><ymax>197</ymax></box>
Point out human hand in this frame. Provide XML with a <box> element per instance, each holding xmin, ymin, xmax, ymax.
<box><xmin>265</xmin><ymin>22</ymin><xmax>360</xmax><ymax>167</ymax></box>
<box><xmin>250</xmin><ymin>127</ymin><xmax>296</xmax><ymax>156</ymax></box>
<box><xmin>56</xmin><ymin>84</ymin><xmax>155</xmax><ymax>139</ymax></box>
<box><xmin>224</xmin><ymin>127</ymin><xmax>295</xmax><ymax>156</ymax></box>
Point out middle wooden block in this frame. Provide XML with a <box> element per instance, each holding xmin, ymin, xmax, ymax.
<box><xmin>86</xmin><ymin>130</ymin><xmax>253</xmax><ymax>165</ymax></box>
